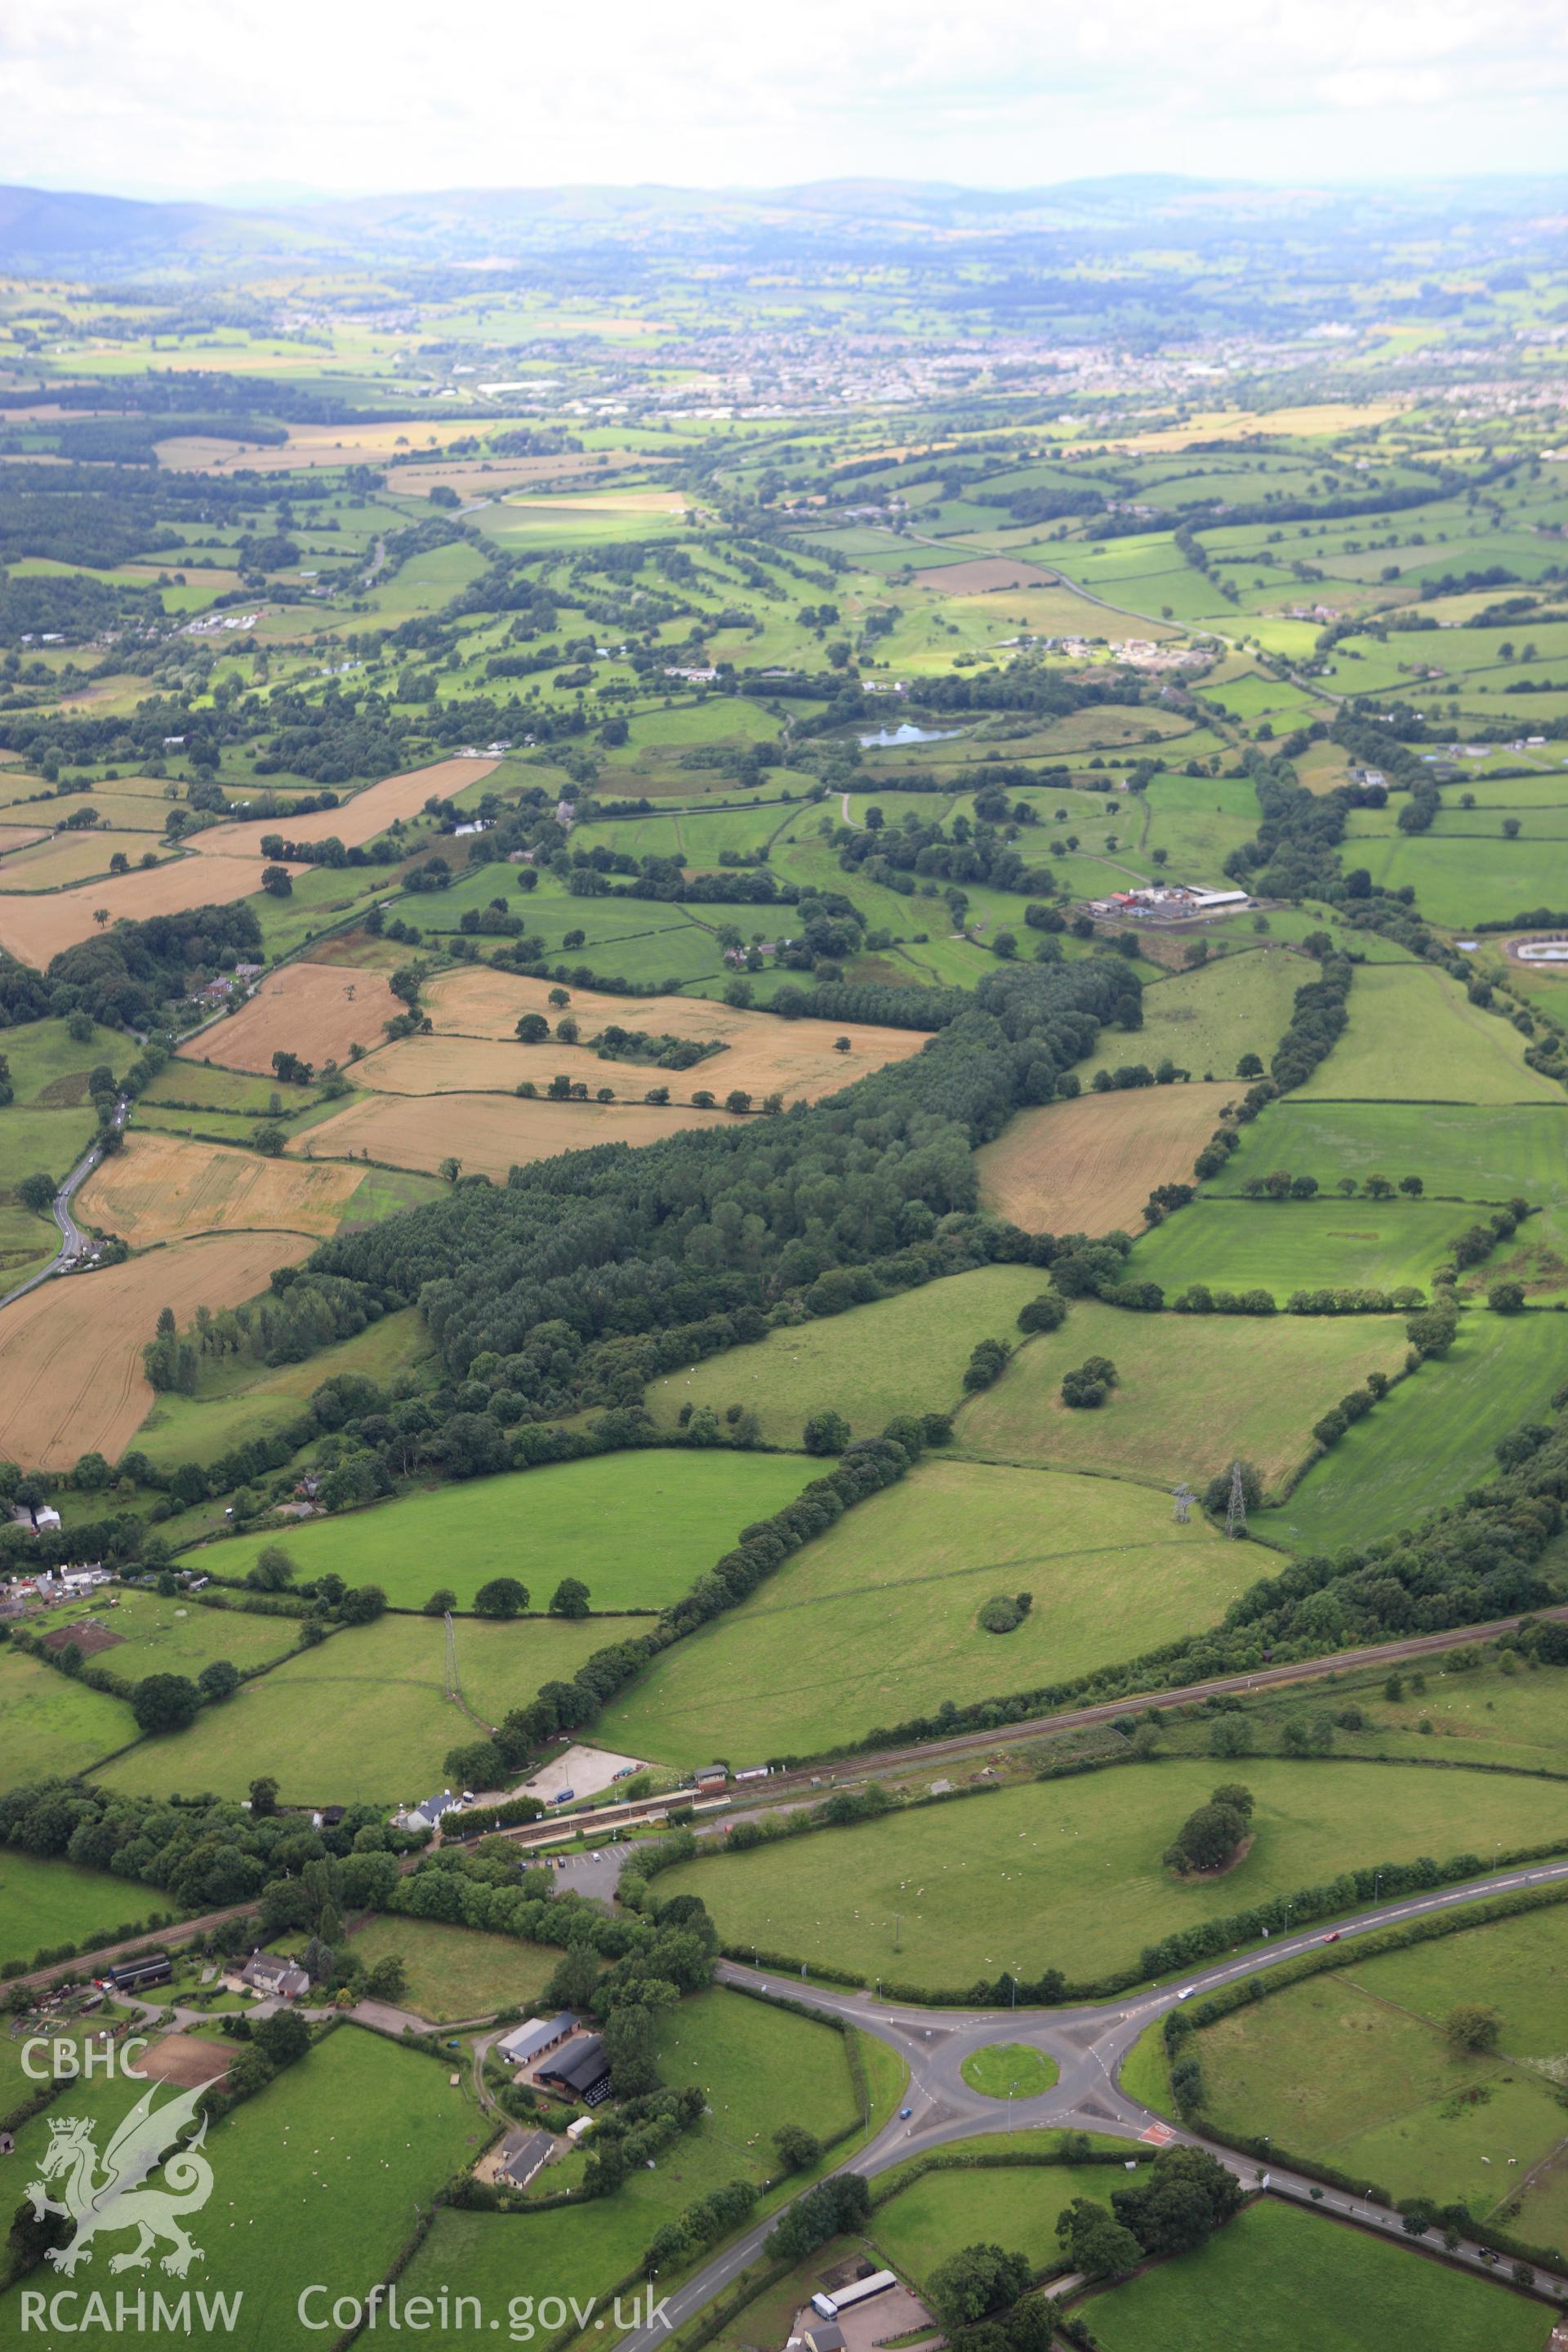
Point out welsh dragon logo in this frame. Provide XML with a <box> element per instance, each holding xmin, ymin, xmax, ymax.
<box><xmin>25</xmin><ymin>2080</ymin><xmax>214</xmax><ymax>2277</ymax></box>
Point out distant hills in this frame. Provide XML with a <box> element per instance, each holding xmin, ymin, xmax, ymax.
<box><xmin>3</xmin><ymin>172</ymin><xmax>1568</xmax><ymax>281</ymax></box>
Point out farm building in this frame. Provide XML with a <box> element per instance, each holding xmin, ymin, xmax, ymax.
<box><xmin>239</xmin><ymin>1950</ymin><xmax>311</xmax><ymax>2001</ymax></box>
<box><xmin>399</xmin><ymin>1789</ymin><xmax>461</xmax><ymax>1832</ymax></box>
<box><xmin>497</xmin><ymin>2012</ymin><xmax>580</xmax><ymax>2071</ymax></box>
<box><xmin>1088</xmin><ymin>884</ymin><xmax>1249</xmax><ymax>921</ymax></box>
<box><xmin>536</xmin><ymin>2034</ymin><xmax>612</xmax><ymax>2105</ymax></box>
<box><xmin>494</xmin><ymin>2129</ymin><xmax>554</xmax><ymax>2190</ymax></box>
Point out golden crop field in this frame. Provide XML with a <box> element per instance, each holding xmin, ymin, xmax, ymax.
<box><xmin>190</xmin><ymin>756</ymin><xmax>497</xmax><ymax>860</ymax></box>
<box><xmin>359</xmin><ymin>1022</ymin><xmax>920</xmax><ymax>1107</ymax></box>
<box><xmin>975</xmin><ymin>1081</ymin><xmax>1235</xmax><ymax>1236</ymax></box>
<box><xmin>156</xmin><ymin>421</ymin><xmax>499</xmax><ymax>473</ymax></box>
<box><xmin>0</xmin><ymin>1231</ymin><xmax>310</xmax><ymax>1469</ymax></box>
<box><xmin>75</xmin><ymin>1130</ymin><xmax>367</xmax><ymax>1246</ymax></box>
<box><xmin>389</xmin><ymin>452</ymin><xmax>637</xmax><ymax>495</ymax></box>
<box><xmin>0</xmin><ymin>850</ymin><xmax>305</xmax><ymax>966</ymax></box>
<box><xmin>288</xmin><ymin>1089</ymin><xmax>715</xmax><ymax>1179</ymax></box>
<box><xmin>0</xmin><ymin>831</ymin><xmax>155</xmax><ymax>891</ymax></box>
<box><xmin>0</xmin><ymin>824</ymin><xmax>52</xmax><ymax>855</ymax></box>
<box><xmin>180</xmin><ymin>960</ymin><xmax>403</xmax><ymax>1076</ymax></box>
<box><xmin>425</xmin><ymin>964</ymin><xmax>926</xmax><ymax>1094</ymax></box>
<box><xmin>911</xmin><ymin>555</ymin><xmax>1060</xmax><ymax>593</ymax></box>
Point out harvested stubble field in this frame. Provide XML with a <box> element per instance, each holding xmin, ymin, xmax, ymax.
<box><xmin>0</xmin><ymin>1229</ymin><xmax>310</xmax><ymax>1468</ymax></box>
<box><xmin>287</xmin><ymin>1087</ymin><xmax>716</xmax><ymax>1177</ymax></box>
<box><xmin>603</xmin><ymin>1457</ymin><xmax>1244</xmax><ymax>1767</ymax></box>
<box><xmin>955</xmin><ymin>1299</ymin><xmax>1410</xmax><ymax>1492</ymax></box>
<box><xmin>0</xmin><ymin>848</ymin><xmax>305</xmax><ymax>965</ymax></box>
<box><xmin>424</xmin><ymin>964</ymin><xmax>929</xmax><ymax>1094</ymax></box>
<box><xmin>180</xmin><ymin>960</ymin><xmax>403</xmax><ymax>1076</ymax></box>
<box><xmin>76</xmin><ymin>1129</ymin><xmax>367</xmax><ymax>1245</ymax></box>
<box><xmin>974</xmin><ymin>1081</ymin><xmax>1234</xmax><ymax>1235</ymax></box>
<box><xmin>156</xmin><ymin>418</ymin><xmax>511</xmax><ymax>470</ymax></box>
<box><xmin>189</xmin><ymin>755</ymin><xmax>497</xmax><ymax>860</ymax></box>
<box><xmin>644</xmin><ymin>1263</ymin><xmax>1049</xmax><ymax>1445</ymax></box>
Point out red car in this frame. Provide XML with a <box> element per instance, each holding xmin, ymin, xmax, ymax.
<box><xmin>1323</xmin><ymin>1932</ymin><xmax>1342</xmax><ymax>1944</ymax></box>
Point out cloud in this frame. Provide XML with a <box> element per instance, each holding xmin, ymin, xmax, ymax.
<box><xmin>2</xmin><ymin>0</ymin><xmax>1566</xmax><ymax>197</ymax></box>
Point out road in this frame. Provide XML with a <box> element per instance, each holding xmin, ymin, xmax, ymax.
<box><xmin>0</xmin><ymin>1092</ymin><xmax>129</xmax><ymax>1312</ymax></box>
<box><xmin>612</xmin><ymin>1855</ymin><xmax>1568</xmax><ymax>2350</ymax></box>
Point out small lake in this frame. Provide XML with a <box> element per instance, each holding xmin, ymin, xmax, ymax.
<box><xmin>857</xmin><ymin>722</ymin><xmax>968</xmax><ymax>748</ymax></box>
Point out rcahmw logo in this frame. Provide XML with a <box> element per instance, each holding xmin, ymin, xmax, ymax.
<box><xmin>17</xmin><ymin>2070</ymin><xmax>243</xmax><ymax>2334</ymax></box>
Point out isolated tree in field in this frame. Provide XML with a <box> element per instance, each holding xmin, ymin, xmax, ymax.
<box><xmin>17</xmin><ymin>1171</ymin><xmax>55</xmax><ymax>1214</ymax></box>
<box><xmin>925</xmin><ymin>2244</ymin><xmax>1032</xmax><ymax>2334</ymax></box>
<box><xmin>1236</xmin><ymin>1052</ymin><xmax>1263</xmax><ymax>1077</ymax></box>
<box><xmin>1446</xmin><ymin>2003</ymin><xmax>1502</xmax><ymax>2054</ymax></box>
<box><xmin>474</xmin><ymin>1575</ymin><xmax>528</xmax><ymax>1618</ymax></box>
<box><xmin>1061</xmin><ymin>1355</ymin><xmax>1116</xmax><ymax>1409</ymax></box>
<box><xmin>964</xmin><ymin>1338</ymin><xmax>1012</xmax><ymax>1392</ymax></box>
<box><xmin>1167</xmin><ymin>1796</ymin><xmax>1250</xmax><ymax>1873</ymax></box>
<box><xmin>261</xmin><ymin>864</ymin><xmax>292</xmax><ymax>898</ymax></box>
<box><xmin>803</xmin><ymin>1409</ymin><xmax>850</xmax><ymax>1455</ymax></box>
<box><xmin>132</xmin><ymin>1673</ymin><xmax>201</xmax><ymax>1735</ymax></box>
<box><xmin>549</xmin><ymin>1577</ymin><xmax>590</xmax><ymax>1619</ymax></box>
<box><xmin>246</xmin><ymin>1544</ymin><xmax>296</xmax><ymax>1592</ymax></box>
<box><xmin>93</xmin><ymin>907</ymin><xmax>109</xmax><ymax>929</ymax></box>
<box><xmin>1489</xmin><ymin>1280</ymin><xmax>1526</xmax><ymax>1313</ymax></box>
<box><xmin>516</xmin><ymin>1013</ymin><xmax>549</xmax><ymax>1042</ymax></box>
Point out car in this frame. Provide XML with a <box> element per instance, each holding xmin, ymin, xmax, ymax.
<box><xmin>1176</xmin><ymin>1985</ymin><xmax>1196</xmax><ymax>2000</ymax></box>
<box><xmin>898</xmin><ymin>2106</ymin><xmax>913</xmax><ymax>2119</ymax></box>
<box><xmin>1322</xmin><ymin>1931</ymin><xmax>1342</xmax><ymax>1944</ymax></box>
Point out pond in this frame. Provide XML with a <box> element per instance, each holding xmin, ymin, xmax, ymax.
<box><xmin>857</xmin><ymin>722</ymin><xmax>968</xmax><ymax>748</ymax></box>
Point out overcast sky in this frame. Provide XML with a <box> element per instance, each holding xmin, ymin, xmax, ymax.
<box><xmin>6</xmin><ymin>0</ymin><xmax>1568</xmax><ymax>201</ymax></box>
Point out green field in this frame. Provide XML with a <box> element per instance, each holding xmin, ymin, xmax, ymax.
<box><xmin>137</xmin><ymin>1306</ymin><xmax>434</xmax><ymax>1470</ymax></box>
<box><xmin>1274</xmin><ymin>1308</ymin><xmax>1568</xmax><ymax>1554</ymax></box>
<box><xmin>1125</xmin><ymin>1195</ymin><xmax>1465</xmax><ymax>1300</ymax></box>
<box><xmin>53</xmin><ymin>1584</ymin><xmax>301</xmax><ymax>1676</ymax></box>
<box><xmin>341</xmin><ymin>1915</ymin><xmax>564</xmax><ymax>2021</ymax></box>
<box><xmin>1296</xmin><ymin>963</ymin><xmax>1561</xmax><ymax>1105</ymax></box>
<box><xmin>0</xmin><ymin>1018</ymin><xmax>137</xmax><ymax>1107</ymax></box>
<box><xmin>602</xmin><ymin>1458</ymin><xmax>1243</xmax><ymax>1768</ymax></box>
<box><xmin>1215</xmin><ymin>1099</ymin><xmax>1568</xmax><ymax>1205</ymax></box>
<box><xmin>0</xmin><ymin>1645</ymin><xmax>136</xmax><ymax>1790</ymax></box>
<box><xmin>644</xmin><ymin>1264</ymin><xmax>1049</xmax><ymax>1446</ymax></box>
<box><xmin>1100</xmin><ymin>952</ymin><xmax>1305</xmax><ymax>1083</ymax></box>
<box><xmin>1080</xmin><ymin>2195</ymin><xmax>1544</xmax><ymax>2352</ymax></box>
<box><xmin>1195</xmin><ymin>1900</ymin><xmax>1568</xmax><ymax>2237</ymax></box>
<box><xmin>871</xmin><ymin>2153</ymin><xmax>1117</xmax><ymax>2281</ymax></box>
<box><xmin>89</xmin><ymin>1611</ymin><xmax>620</xmax><ymax>1805</ymax></box>
<box><xmin>1344</xmin><ymin>829</ymin><xmax>1568</xmax><ymax>929</ymax></box>
<box><xmin>191</xmin><ymin>1449</ymin><xmax>814</xmax><ymax>1611</ymax></box>
<box><xmin>393</xmin><ymin>1985</ymin><xmax>867</xmax><ymax>2334</ymax></box>
<box><xmin>956</xmin><ymin>1300</ymin><xmax>1409</xmax><ymax>1494</ymax></box>
<box><xmin>0</xmin><ymin>1848</ymin><xmax>171</xmax><ymax>1968</ymax></box>
<box><xmin>647</xmin><ymin>1757</ymin><xmax>1568</xmax><ymax>1989</ymax></box>
<box><xmin>0</xmin><ymin>2025</ymin><xmax>484</xmax><ymax>2352</ymax></box>
<box><xmin>1140</xmin><ymin>772</ymin><xmax>1262</xmax><ymax>883</ymax></box>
